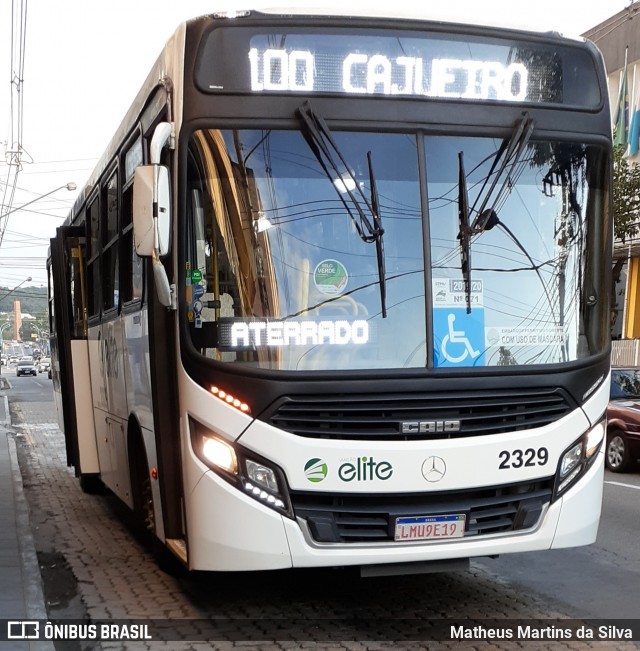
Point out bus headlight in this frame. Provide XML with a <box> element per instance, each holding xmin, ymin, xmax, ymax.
<box><xmin>202</xmin><ymin>437</ymin><xmax>237</xmax><ymax>474</ymax></box>
<box><xmin>189</xmin><ymin>417</ymin><xmax>293</xmax><ymax>517</ymax></box>
<box><xmin>559</xmin><ymin>442</ymin><xmax>582</xmax><ymax>478</ymax></box>
<box><xmin>246</xmin><ymin>459</ymin><xmax>279</xmax><ymax>492</ymax></box>
<box><xmin>553</xmin><ymin>418</ymin><xmax>605</xmax><ymax>500</ymax></box>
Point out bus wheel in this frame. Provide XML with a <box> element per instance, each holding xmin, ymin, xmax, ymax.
<box><xmin>132</xmin><ymin>451</ymin><xmax>158</xmax><ymax>542</ymax></box>
<box><xmin>132</xmin><ymin>450</ymin><xmax>180</xmax><ymax>574</ymax></box>
<box><xmin>139</xmin><ymin>471</ymin><xmax>156</xmax><ymax>536</ymax></box>
<box><xmin>79</xmin><ymin>473</ymin><xmax>104</xmax><ymax>494</ymax></box>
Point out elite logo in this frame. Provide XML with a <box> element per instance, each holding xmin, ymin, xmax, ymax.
<box><xmin>304</xmin><ymin>456</ymin><xmax>394</xmax><ymax>482</ymax></box>
<box><xmin>338</xmin><ymin>456</ymin><xmax>393</xmax><ymax>482</ymax></box>
<box><xmin>304</xmin><ymin>458</ymin><xmax>328</xmax><ymax>483</ymax></box>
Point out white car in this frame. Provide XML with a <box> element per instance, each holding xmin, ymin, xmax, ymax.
<box><xmin>38</xmin><ymin>357</ymin><xmax>51</xmax><ymax>374</ymax></box>
<box><xmin>16</xmin><ymin>359</ymin><xmax>37</xmax><ymax>376</ymax></box>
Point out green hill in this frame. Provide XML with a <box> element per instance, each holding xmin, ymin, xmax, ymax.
<box><xmin>0</xmin><ymin>285</ymin><xmax>48</xmax><ymax>320</ymax></box>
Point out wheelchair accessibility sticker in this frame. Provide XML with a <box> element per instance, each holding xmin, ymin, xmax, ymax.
<box><xmin>433</xmin><ymin>279</ymin><xmax>485</xmax><ymax>367</ymax></box>
<box><xmin>434</xmin><ymin>309</ymin><xmax>485</xmax><ymax>367</ymax></box>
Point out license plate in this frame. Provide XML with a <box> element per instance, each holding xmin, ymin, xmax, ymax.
<box><xmin>394</xmin><ymin>514</ymin><xmax>466</xmax><ymax>542</ymax></box>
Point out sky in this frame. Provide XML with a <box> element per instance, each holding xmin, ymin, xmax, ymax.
<box><xmin>0</xmin><ymin>0</ymin><xmax>632</xmax><ymax>292</ymax></box>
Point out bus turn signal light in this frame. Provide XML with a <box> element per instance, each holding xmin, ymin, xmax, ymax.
<box><xmin>210</xmin><ymin>386</ymin><xmax>250</xmax><ymax>414</ymax></box>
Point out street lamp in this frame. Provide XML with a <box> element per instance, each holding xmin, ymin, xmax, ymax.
<box><xmin>0</xmin><ymin>182</ymin><xmax>77</xmax><ymax>250</ymax></box>
<box><xmin>0</xmin><ymin>182</ymin><xmax>77</xmax><ymax>218</ymax></box>
<box><xmin>0</xmin><ymin>322</ymin><xmax>11</xmax><ymax>352</ymax></box>
<box><xmin>0</xmin><ymin>321</ymin><xmax>13</xmax><ymax>377</ymax></box>
<box><xmin>0</xmin><ymin>276</ymin><xmax>32</xmax><ymax>303</ymax></box>
<box><xmin>0</xmin><ymin>322</ymin><xmax>9</xmax><ymax>375</ymax></box>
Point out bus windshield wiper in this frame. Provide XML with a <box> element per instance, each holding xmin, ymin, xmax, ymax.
<box><xmin>457</xmin><ymin>151</ymin><xmax>472</xmax><ymax>313</ymax></box>
<box><xmin>296</xmin><ymin>101</ymin><xmax>387</xmax><ymax>318</ymax></box>
<box><xmin>457</xmin><ymin>112</ymin><xmax>535</xmax><ymax>313</ymax></box>
<box><xmin>368</xmin><ymin>150</ymin><xmax>387</xmax><ymax>318</ymax></box>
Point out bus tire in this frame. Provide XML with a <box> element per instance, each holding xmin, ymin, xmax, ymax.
<box><xmin>79</xmin><ymin>473</ymin><xmax>104</xmax><ymax>494</ymax></box>
<box><xmin>129</xmin><ymin>432</ymin><xmax>180</xmax><ymax>574</ymax></box>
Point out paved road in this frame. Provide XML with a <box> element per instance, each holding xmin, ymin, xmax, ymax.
<box><xmin>475</xmin><ymin>473</ymin><xmax>640</xmax><ymax>619</ymax></box>
<box><xmin>7</xmin><ymin>377</ymin><xmax>640</xmax><ymax>650</ymax></box>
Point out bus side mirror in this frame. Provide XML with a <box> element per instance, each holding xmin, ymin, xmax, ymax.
<box><xmin>133</xmin><ymin>165</ymin><xmax>171</xmax><ymax>257</ymax></box>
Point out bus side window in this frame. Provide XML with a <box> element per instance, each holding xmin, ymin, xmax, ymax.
<box><xmin>121</xmin><ymin>133</ymin><xmax>144</xmax><ymax>304</ymax></box>
<box><xmin>69</xmin><ymin>238</ymin><xmax>88</xmax><ymax>338</ymax></box>
<box><xmin>102</xmin><ymin>171</ymin><xmax>119</xmax><ymax>312</ymax></box>
<box><xmin>86</xmin><ymin>196</ymin><xmax>100</xmax><ymax>319</ymax></box>
<box><xmin>121</xmin><ymin>183</ymin><xmax>144</xmax><ymax>303</ymax></box>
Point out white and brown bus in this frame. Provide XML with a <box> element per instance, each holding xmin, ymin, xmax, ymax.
<box><xmin>48</xmin><ymin>7</ymin><xmax>612</xmax><ymax>575</ymax></box>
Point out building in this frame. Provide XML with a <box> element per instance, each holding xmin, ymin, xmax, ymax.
<box><xmin>583</xmin><ymin>3</ymin><xmax>640</xmax><ymax>363</ymax></box>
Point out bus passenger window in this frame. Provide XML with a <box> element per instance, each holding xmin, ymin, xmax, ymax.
<box><xmin>69</xmin><ymin>239</ymin><xmax>87</xmax><ymax>338</ymax></box>
<box><xmin>121</xmin><ymin>184</ymin><xmax>143</xmax><ymax>303</ymax></box>
<box><xmin>102</xmin><ymin>172</ymin><xmax>119</xmax><ymax>312</ymax></box>
<box><xmin>121</xmin><ymin>133</ymin><xmax>144</xmax><ymax>304</ymax></box>
<box><xmin>86</xmin><ymin>197</ymin><xmax>100</xmax><ymax>318</ymax></box>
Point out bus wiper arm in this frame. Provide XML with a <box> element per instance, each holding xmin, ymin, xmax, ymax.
<box><xmin>470</xmin><ymin>112</ymin><xmax>535</xmax><ymax>232</ymax></box>
<box><xmin>457</xmin><ymin>151</ymin><xmax>472</xmax><ymax>314</ymax></box>
<box><xmin>297</xmin><ymin>101</ymin><xmax>381</xmax><ymax>242</ymax></box>
<box><xmin>368</xmin><ymin>150</ymin><xmax>387</xmax><ymax>318</ymax></box>
<box><xmin>296</xmin><ymin>101</ymin><xmax>387</xmax><ymax>317</ymax></box>
<box><xmin>457</xmin><ymin>112</ymin><xmax>535</xmax><ymax>313</ymax></box>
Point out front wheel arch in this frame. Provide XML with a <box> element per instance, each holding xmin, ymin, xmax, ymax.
<box><xmin>127</xmin><ymin>418</ymin><xmax>154</xmax><ymax>533</ymax></box>
<box><xmin>127</xmin><ymin>418</ymin><xmax>180</xmax><ymax>573</ymax></box>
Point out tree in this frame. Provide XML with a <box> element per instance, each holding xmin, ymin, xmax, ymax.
<box><xmin>0</xmin><ymin>285</ymin><xmax>47</xmax><ymax>316</ymax></box>
<box><xmin>613</xmin><ymin>143</ymin><xmax>640</xmax><ymax>242</ymax></box>
<box><xmin>611</xmin><ymin>144</ymin><xmax>640</xmax><ymax>337</ymax></box>
<box><xmin>19</xmin><ymin>321</ymin><xmax>37</xmax><ymax>343</ymax></box>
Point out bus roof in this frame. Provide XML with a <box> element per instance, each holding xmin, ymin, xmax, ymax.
<box><xmin>201</xmin><ymin>3</ymin><xmax>585</xmax><ymax>40</ymax></box>
<box><xmin>64</xmin><ymin>6</ymin><xmax>591</xmax><ymax>225</ymax></box>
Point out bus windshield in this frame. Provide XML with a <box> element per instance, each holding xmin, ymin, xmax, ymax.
<box><xmin>184</xmin><ymin>127</ymin><xmax>609</xmax><ymax>371</ymax></box>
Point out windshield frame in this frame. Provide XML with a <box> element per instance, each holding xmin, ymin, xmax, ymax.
<box><xmin>177</xmin><ymin>117</ymin><xmax>611</xmax><ymax>377</ymax></box>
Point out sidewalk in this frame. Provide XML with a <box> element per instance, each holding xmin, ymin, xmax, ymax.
<box><xmin>0</xmin><ymin>375</ymin><xmax>54</xmax><ymax>650</ymax></box>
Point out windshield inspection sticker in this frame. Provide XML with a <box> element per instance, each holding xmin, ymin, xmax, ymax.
<box><xmin>432</xmin><ymin>279</ymin><xmax>485</xmax><ymax>368</ymax></box>
<box><xmin>433</xmin><ymin>278</ymin><xmax>483</xmax><ymax>307</ymax></box>
<box><xmin>314</xmin><ymin>259</ymin><xmax>348</xmax><ymax>296</ymax></box>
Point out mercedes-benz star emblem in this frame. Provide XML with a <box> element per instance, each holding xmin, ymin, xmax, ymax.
<box><xmin>421</xmin><ymin>456</ymin><xmax>447</xmax><ymax>483</ymax></box>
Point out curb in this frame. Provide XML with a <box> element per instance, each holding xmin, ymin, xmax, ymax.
<box><xmin>8</xmin><ymin>435</ymin><xmax>49</xmax><ymax>621</ymax></box>
<box><xmin>3</xmin><ymin>391</ymin><xmax>55</xmax><ymax>650</ymax></box>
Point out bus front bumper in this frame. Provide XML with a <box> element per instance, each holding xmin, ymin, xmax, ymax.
<box><xmin>185</xmin><ymin>451</ymin><xmax>603</xmax><ymax>572</ymax></box>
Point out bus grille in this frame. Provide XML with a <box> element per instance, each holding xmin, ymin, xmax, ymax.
<box><xmin>290</xmin><ymin>479</ymin><xmax>553</xmax><ymax>544</ymax></box>
<box><xmin>264</xmin><ymin>388</ymin><xmax>574</xmax><ymax>440</ymax></box>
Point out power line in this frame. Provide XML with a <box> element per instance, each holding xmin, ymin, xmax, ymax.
<box><xmin>1</xmin><ymin>0</ymin><xmax>30</xmax><ymax>250</ymax></box>
<box><xmin>0</xmin><ymin>156</ymin><xmax>97</xmax><ymax>167</ymax></box>
<box><xmin>586</xmin><ymin>2</ymin><xmax>640</xmax><ymax>43</ymax></box>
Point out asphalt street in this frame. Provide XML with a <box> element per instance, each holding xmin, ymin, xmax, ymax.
<box><xmin>4</xmin><ymin>374</ymin><xmax>640</xmax><ymax>650</ymax></box>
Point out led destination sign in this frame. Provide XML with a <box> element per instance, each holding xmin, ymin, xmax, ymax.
<box><xmin>249</xmin><ymin>49</ymin><xmax>529</xmax><ymax>101</ymax></box>
<box><xmin>196</xmin><ymin>26</ymin><xmax>601</xmax><ymax>107</ymax></box>
<box><xmin>219</xmin><ymin>318</ymin><xmax>370</xmax><ymax>350</ymax></box>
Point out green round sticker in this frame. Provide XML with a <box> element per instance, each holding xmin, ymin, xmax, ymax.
<box><xmin>314</xmin><ymin>259</ymin><xmax>348</xmax><ymax>296</ymax></box>
<box><xmin>191</xmin><ymin>269</ymin><xmax>203</xmax><ymax>283</ymax></box>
